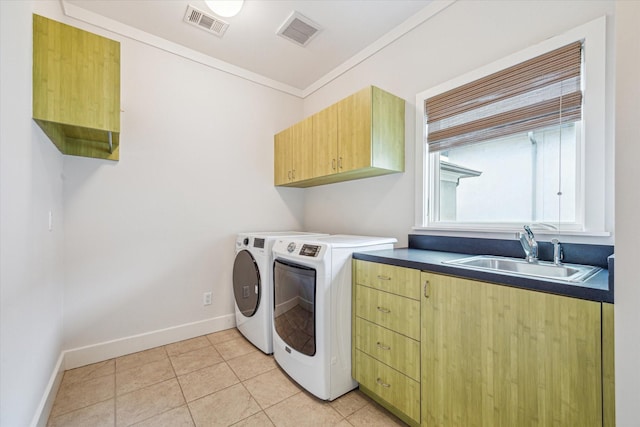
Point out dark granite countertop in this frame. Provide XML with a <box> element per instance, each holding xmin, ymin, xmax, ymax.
<box><xmin>353</xmin><ymin>247</ymin><xmax>613</xmax><ymax>303</ymax></box>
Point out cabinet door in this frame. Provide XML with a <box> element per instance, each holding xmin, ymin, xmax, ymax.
<box><xmin>290</xmin><ymin>116</ymin><xmax>313</xmax><ymax>182</ymax></box>
<box><xmin>421</xmin><ymin>272</ymin><xmax>603</xmax><ymax>427</ymax></box>
<box><xmin>274</xmin><ymin>127</ymin><xmax>292</xmax><ymax>185</ymax></box>
<box><xmin>337</xmin><ymin>87</ymin><xmax>372</xmax><ymax>172</ymax></box>
<box><xmin>33</xmin><ymin>14</ymin><xmax>120</xmax><ymax>160</ymax></box>
<box><xmin>312</xmin><ymin>104</ymin><xmax>338</xmax><ymax>178</ymax></box>
<box><xmin>355</xmin><ymin>260</ymin><xmax>421</xmax><ymax>300</ymax></box>
<box><xmin>355</xmin><ymin>285</ymin><xmax>420</xmax><ymax>341</ymax></box>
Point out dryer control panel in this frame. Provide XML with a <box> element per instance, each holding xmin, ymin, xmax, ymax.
<box><xmin>299</xmin><ymin>244</ymin><xmax>321</xmax><ymax>257</ymax></box>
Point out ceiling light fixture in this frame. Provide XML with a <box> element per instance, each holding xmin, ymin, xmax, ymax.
<box><xmin>204</xmin><ymin>0</ymin><xmax>244</xmax><ymax>18</ymax></box>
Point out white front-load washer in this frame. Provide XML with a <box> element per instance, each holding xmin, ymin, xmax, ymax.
<box><xmin>233</xmin><ymin>231</ymin><xmax>327</xmax><ymax>354</ymax></box>
<box><xmin>271</xmin><ymin>235</ymin><xmax>397</xmax><ymax>400</ymax></box>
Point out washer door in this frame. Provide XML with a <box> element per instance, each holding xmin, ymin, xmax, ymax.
<box><xmin>233</xmin><ymin>250</ymin><xmax>260</xmax><ymax>318</ymax></box>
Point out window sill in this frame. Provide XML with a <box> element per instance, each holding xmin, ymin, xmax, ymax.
<box><xmin>412</xmin><ymin>225</ymin><xmax>611</xmax><ymax>238</ymax></box>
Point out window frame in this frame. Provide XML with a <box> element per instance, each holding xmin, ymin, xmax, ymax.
<box><xmin>414</xmin><ymin>16</ymin><xmax>608</xmax><ymax>236</ymax></box>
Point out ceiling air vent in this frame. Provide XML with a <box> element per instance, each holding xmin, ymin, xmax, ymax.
<box><xmin>184</xmin><ymin>5</ymin><xmax>229</xmax><ymax>37</ymax></box>
<box><xmin>276</xmin><ymin>11</ymin><xmax>322</xmax><ymax>47</ymax></box>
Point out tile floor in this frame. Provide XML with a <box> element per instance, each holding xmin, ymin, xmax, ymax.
<box><xmin>47</xmin><ymin>328</ymin><xmax>406</xmax><ymax>426</ymax></box>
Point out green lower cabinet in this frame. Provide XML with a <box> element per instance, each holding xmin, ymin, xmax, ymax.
<box><xmin>352</xmin><ymin>260</ymin><xmax>421</xmax><ymax>426</ymax></box>
<box><xmin>352</xmin><ymin>260</ymin><xmax>615</xmax><ymax>427</ymax></box>
<box><xmin>421</xmin><ymin>272</ymin><xmax>606</xmax><ymax>427</ymax></box>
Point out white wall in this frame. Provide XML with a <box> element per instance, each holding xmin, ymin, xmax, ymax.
<box><xmin>52</xmin><ymin>11</ymin><xmax>306</xmax><ymax>350</ymax></box>
<box><xmin>302</xmin><ymin>0</ymin><xmax>640</xmax><ymax>424</ymax></box>
<box><xmin>0</xmin><ymin>2</ymin><xmax>65</xmax><ymax>426</ymax></box>
<box><xmin>302</xmin><ymin>0</ymin><xmax>616</xmax><ymax>246</ymax></box>
<box><xmin>614</xmin><ymin>2</ymin><xmax>640</xmax><ymax>426</ymax></box>
<box><xmin>1</xmin><ymin>2</ymin><xmax>306</xmax><ymax>424</ymax></box>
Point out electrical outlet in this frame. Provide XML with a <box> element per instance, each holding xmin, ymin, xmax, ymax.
<box><xmin>203</xmin><ymin>292</ymin><xmax>212</xmax><ymax>306</ymax></box>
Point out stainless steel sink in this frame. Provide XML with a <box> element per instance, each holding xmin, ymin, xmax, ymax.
<box><xmin>443</xmin><ymin>255</ymin><xmax>601</xmax><ymax>283</ymax></box>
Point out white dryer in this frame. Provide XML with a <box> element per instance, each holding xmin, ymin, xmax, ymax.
<box><xmin>271</xmin><ymin>235</ymin><xmax>397</xmax><ymax>400</ymax></box>
<box><xmin>233</xmin><ymin>231</ymin><xmax>326</xmax><ymax>354</ymax></box>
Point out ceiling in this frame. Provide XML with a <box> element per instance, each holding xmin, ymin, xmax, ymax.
<box><xmin>62</xmin><ymin>0</ymin><xmax>435</xmax><ymax>95</ymax></box>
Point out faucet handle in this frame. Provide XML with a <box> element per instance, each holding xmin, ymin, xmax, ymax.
<box><xmin>524</xmin><ymin>225</ymin><xmax>535</xmax><ymax>239</ymax></box>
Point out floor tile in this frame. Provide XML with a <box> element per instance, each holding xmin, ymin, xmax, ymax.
<box><xmin>214</xmin><ymin>336</ymin><xmax>258</xmax><ymax>360</ymax></box>
<box><xmin>226</xmin><ymin>350</ymin><xmax>276</xmax><ymax>381</ymax></box>
<box><xmin>131</xmin><ymin>405</ymin><xmax>195</xmax><ymax>427</ymax></box>
<box><xmin>243</xmin><ymin>368</ymin><xmax>301</xmax><ymax>409</ymax></box>
<box><xmin>206</xmin><ymin>328</ymin><xmax>242</xmax><ymax>345</ymax></box>
<box><xmin>47</xmin><ymin>399</ymin><xmax>114</xmax><ymax>427</ymax></box>
<box><xmin>231</xmin><ymin>411</ymin><xmax>275</xmax><ymax>427</ymax></box>
<box><xmin>61</xmin><ymin>360</ymin><xmax>115</xmax><ymax>387</ymax></box>
<box><xmin>188</xmin><ymin>383</ymin><xmax>261</xmax><ymax>426</ymax></box>
<box><xmin>116</xmin><ymin>346</ymin><xmax>168</xmax><ymax>372</ymax></box>
<box><xmin>165</xmin><ymin>336</ymin><xmax>212</xmax><ymax>357</ymax></box>
<box><xmin>177</xmin><ymin>361</ymin><xmax>240</xmax><ymax>402</ymax></box>
<box><xmin>50</xmin><ymin>374</ymin><xmax>114</xmax><ymax>418</ymax></box>
<box><xmin>170</xmin><ymin>345</ymin><xmax>224</xmax><ymax>376</ymax></box>
<box><xmin>265</xmin><ymin>391</ymin><xmax>343</xmax><ymax>427</ymax></box>
<box><xmin>329</xmin><ymin>389</ymin><xmax>371</xmax><ymax>418</ymax></box>
<box><xmin>346</xmin><ymin>403</ymin><xmax>406</xmax><ymax>426</ymax></box>
<box><xmin>116</xmin><ymin>378</ymin><xmax>185</xmax><ymax>426</ymax></box>
<box><xmin>116</xmin><ymin>357</ymin><xmax>175</xmax><ymax>395</ymax></box>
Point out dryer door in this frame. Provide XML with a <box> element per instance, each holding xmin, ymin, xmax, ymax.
<box><xmin>233</xmin><ymin>250</ymin><xmax>260</xmax><ymax>317</ymax></box>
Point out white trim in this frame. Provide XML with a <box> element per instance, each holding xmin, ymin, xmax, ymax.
<box><xmin>60</xmin><ymin>1</ymin><xmax>303</xmax><ymax>97</ymax></box>
<box><xmin>29</xmin><ymin>314</ymin><xmax>235</xmax><ymax>424</ymax></box>
<box><xmin>29</xmin><ymin>353</ymin><xmax>65</xmax><ymax>427</ymax></box>
<box><xmin>29</xmin><ymin>314</ymin><xmax>235</xmax><ymax>425</ymax></box>
<box><xmin>60</xmin><ymin>0</ymin><xmax>456</xmax><ymax>99</ymax></box>
<box><xmin>301</xmin><ymin>0</ymin><xmax>456</xmax><ymax>97</ymax></box>
<box><xmin>64</xmin><ymin>313</ymin><xmax>235</xmax><ymax>369</ymax></box>
<box><xmin>414</xmin><ymin>16</ymin><xmax>608</xmax><ymax>235</ymax></box>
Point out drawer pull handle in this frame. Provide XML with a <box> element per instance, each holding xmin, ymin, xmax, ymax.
<box><xmin>377</xmin><ymin>274</ymin><xmax>391</xmax><ymax>281</ymax></box>
<box><xmin>376</xmin><ymin>306</ymin><xmax>391</xmax><ymax>314</ymax></box>
<box><xmin>376</xmin><ymin>342</ymin><xmax>391</xmax><ymax>351</ymax></box>
<box><xmin>376</xmin><ymin>378</ymin><xmax>391</xmax><ymax>388</ymax></box>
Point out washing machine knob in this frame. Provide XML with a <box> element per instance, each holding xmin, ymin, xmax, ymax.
<box><xmin>287</xmin><ymin>242</ymin><xmax>296</xmax><ymax>253</ymax></box>
<box><xmin>243</xmin><ymin>238</ymin><xmax>250</xmax><ymax>246</ymax></box>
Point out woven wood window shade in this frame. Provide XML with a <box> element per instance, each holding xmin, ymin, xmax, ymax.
<box><xmin>426</xmin><ymin>41</ymin><xmax>583</xmax><ymax>152</ymax></box>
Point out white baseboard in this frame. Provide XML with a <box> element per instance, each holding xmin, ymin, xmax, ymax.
<box><xmin>64</xmin><ymin>313</ymin><xmax>236</xmax><ymax>369</ymax></box>
<box><xmin>30</xmin><ymin>352</ymin><xmax>65</xmax><ymax>427</ymax></box>
<box><xmin>30</xmin><ymin>314</ymin><xmax>236</xmax><ymax>426</ymax></box>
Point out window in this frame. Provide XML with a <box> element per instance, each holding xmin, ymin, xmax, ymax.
<box><xmin>415</xmin><ymin>17</ymin><xmax>607</xmax><ymax>235</ymax></box>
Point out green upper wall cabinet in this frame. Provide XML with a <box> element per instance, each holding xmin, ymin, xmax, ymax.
<box><xmin>274</xmin><ymin>86</ymin><xmax>405</xmax><ymax>188</ymax></box>
<box><xmin>32</xmin><ymin>14</ymin><xmax>121</xmax><ymax>161</ymax></box>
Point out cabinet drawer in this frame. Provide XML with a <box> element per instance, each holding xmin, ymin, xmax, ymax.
<box><xmin>355</xmin><ymin>260</ymin><xmax>420</xmax><ymax>300</ymax></box>
<box><xmin>355</xmin><ymin>285</ymin><xmax>420</xmax><ymax>340</ymax></box>
<box><xmin>355</xmin><ymin>350</ymin><xmax>420</xmax><ymax>423</ymax></box>
<box><xmin>354</xmin><ymin>317</ymin><xmax>420</xmax><ymax>381</ymax></box>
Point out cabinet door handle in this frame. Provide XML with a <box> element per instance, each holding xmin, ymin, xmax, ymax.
<box><xmin>424</xmin><ymin>280</ymin><xmax>430</xmax><ymax>298</ymax></box>
<box><xmin>376</xmin><ymin>306</ymin><xmax>391</xmax><ymax>314</ymax></box>
<box><xmin>376</xmin><ymin>378</ymin><xmax>391</xmax><ymax>388</ymax></box>
<box><xmin>288</xmin><ymin>170</ymin><xmax>292</xmax><ymax>180</ymax></box>
<box><xmin>292</xmin><ymin>169</ymin><xmax>296</xmax><ymax>179</ymax></box>
<box><xmin>338</xmin><ymin>157</ymin><xmax>343</xmax><ymax>169</ymax></box>
<box><xmin>377</xmin><ymin>274</ymin><xmax>391</xmax><ymax>281</ymax></box>
<box><xmin>376</xmin><ymin>342</ymin><xmax>391</xmax><ymax>351</ymax></box>
<box><xmin>332</xmin><ymin>158</ymin><xmax>336</xmax><ymax>170</ymax></box>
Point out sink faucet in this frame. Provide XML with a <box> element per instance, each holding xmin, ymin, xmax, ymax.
<box><xmin>551</xmin><ymin>238</ymin><xmax>563</xmax><ymax>265</ymax></box>
<box><xmin>518</xmin><ymin>225</ymin><xmax>538</xmax><ymax>263</ymax></box>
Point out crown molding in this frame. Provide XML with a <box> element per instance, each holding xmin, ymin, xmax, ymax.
<box><xmin>60</xmin><ymin>0</ymin><xmax>456</xmax><ymax>99</ymax></box>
